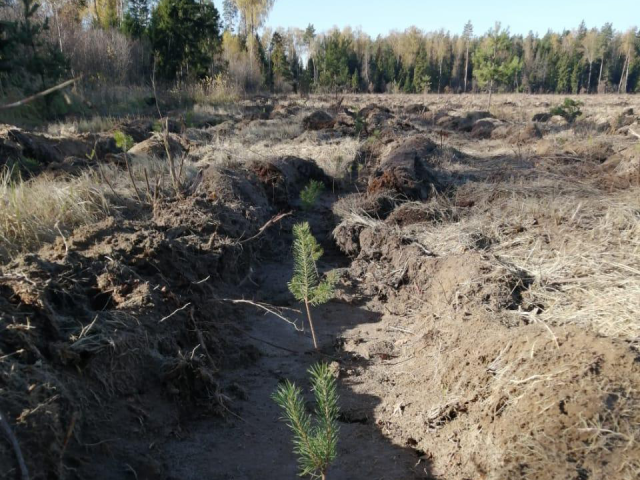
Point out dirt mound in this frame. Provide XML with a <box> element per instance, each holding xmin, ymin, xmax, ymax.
<box><xmin>507</xmin><ymin>122</ymin><xmax>543</xmax><ymax>143</ymax></box>
<box><xmin>270</xmin><ymin>103</ymin><xmax>302</xmax><ymax>119</ymax></box>
<box><xmin>0</xmin><ymin>124</ymin><xmax>118</xmax><ymax>169</ymax></box>
<box><xmin>338</xmin><ymin>222</ymin><xmax>525</xmax><ymax>311</ymax></box>
<box><xmin>0</xmin><ymin>155</ymin><xmax>301</xmax><ymax>477</ymax></box>
<box><xmin>0</xmin><ymin>222</ymin><xmax>246</xmax><ymax>477</ymax></box>
<box><xmin>340</xmin><ymin>305</ymin><xmax>640</xmax><ymax>480</ymax></box>
<box><xmin>302</xmin><ymin>110</ymin><xmax>335</xmax><ymax>130</ymax></box>
<box><xmin>405</xmin><ymin>103</ymin><xmax>429</xmax><ymax>115</ymax></box>
<box><xmin>368</xmin><ymin>135</ymin><xmax>443</xmax><ymax>199</ymax></box>
<box><xmin>333</xmin><ymin>193</ymin><xmax>640</xmax><ymax>480</ymax></box>
<box><xmin>601</xmin><ymin>144</ymin><xmax>640</xmax><ymax>182</ymax></box>
<box><xmin>250</xmin><ymin>155</ymin><xmax>330</xmax><ymax>206</ymax></box>
<box><xmin>456</xmin><ymin>111</ymin><xmax>493</xmax><ymax>132</ymax></box>
<box><xmin>471</xmin><ymin>118</ymin><xmax>503</xmax><ymax>139</ymax></box>
<box><xmin>385</xmin><ymin>201</ymin><xmax>458</xmax><ymax>227</ymax></box>
<box><xmin>242</xmin><ymin>103</ymin><xmax>274</xmax><ymax>121</ymax></box>
<box><xmin>128</xmin><ymin>132</ymin><xmax>188</xmax><ymax>159</ymax></box>
<box><xmin>359</xmin><ymin>104</ymin><xmax>393</xmax><ymax>130</ymax></box>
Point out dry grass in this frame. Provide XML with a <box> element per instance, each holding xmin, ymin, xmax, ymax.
<box><xmin>334</xmin><ymin>169</ymin><xmax>640</xmax><ymax>343</ymax></box>
<box><xmin>239</xmin><ymin>117</ymin><xmax>305</xmax><ymax>143</ymax></box>
<box><xmin>192</xmin><ymin>133</ymin><xmax>360</xmax><ymax>178</ymax></box>
<box><xmin>398</xmin><ymin>179</ymin><xmax>640</xmax><ymax>342</ymax></box>
<box><xmin>47</xmin><ymin>116</ymin><xmax>118</xmax><ymax>135</ymax></box>
<box><xmin>0</xmin><ymin>168</ymin><xmax>112</xmax><ymax>258</ymax></box>
<box><xmin>0</xmin><ymin>156</ymin><xmax>197</xmax><ymax>260</ymax></box>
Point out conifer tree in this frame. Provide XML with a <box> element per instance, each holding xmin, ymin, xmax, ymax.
<box><xmin>270</xmin><ymin>31</ymin><xmax>291</xmax><ymax>85</ymax></box>
<box><xmin>288</xmin><ymin>222</ymin><xmax>336</xmax><ymax>351</ymax></box>
<box><xmin>0</xmin><ymin>2</ymin><xmax>15</xmax><ymax>75</ymax></box>
<box><xmin>272</xmin><ymin>363</ymin><xmax>340</xmax><ymax>480</ymax></box>
<box><xmin>473</xmin><ymin>23</ymin><xmax>512</xmax><ymax>107</ymax></box>
<box><xmin>149</xmin><ymin>0</ymin><xmax>221</xmax><ymax>80</ymax></box>
<box><xmin>122</xmin><ymin>0</ymin><xmax>149</xmax><ymax>38</ymax></box>
<box><xmin>11</xmin><ymin>0</ymin><xmax>66</xmax><ymax>94</ymax></box>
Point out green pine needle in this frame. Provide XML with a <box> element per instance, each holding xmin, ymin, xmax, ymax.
<box><xmin>288</xmin><ymin>222</ymin><xmax>336</xmax><ymax>349</ymax></box>
<box><xmin>272</xmin><ymin>363</ymin><xmax>340</xmax><ymax>479</ymax></box>
<box><xmin>288</xmin><ymin>222</ymin><xmax>334</xmax><ymax>304</ymax></box>
<box><xmin>300</xmin><ymin>180</ymin><xmax>325</xmax><ymax>210</ymax></box>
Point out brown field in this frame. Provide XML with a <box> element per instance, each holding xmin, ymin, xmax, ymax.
<box><xmin>1</xmin><ymin>93</ymin><xmax>639</xmax><ymax>480</ymax></box>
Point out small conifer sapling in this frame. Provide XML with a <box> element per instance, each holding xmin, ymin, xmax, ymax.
<box><xmin>300</xmin><ymin>180</ymin><xmax>325</xmax><ymax>210</ymax></box>
<box><xmin>272</xmin><ymin>363</ymin><xmax>340</xmax><ymax>480</ymax></box>
<box><xmin>288</xmin><ymin>222</ymin><xmax>336</xmax><ymax>350</ymax></box>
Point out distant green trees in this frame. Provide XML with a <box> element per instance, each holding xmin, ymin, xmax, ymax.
<box><xmin>316</xmin><ymin>30</ymin><xmax>353</xmax><ymax>90</ymax></box>
<box><xmin>1</xmin><ymin>0</ymin><xmax>639</xmax><ymax>101</ymax></box>
<box><xmin>149</xmin><ymin>0</ymin><xmax>222</xmax><ymax>80</ymax></box>
<box><xmin>0</xmin><ymin>0</ymin><xmax>66</xmax><ymax>95</ymax></box>
<box><xmin>121</xmin><ymin>0</ymin><xmax>150</xmax><ymax>39</ymax></box>
<box><xmin>270</xmin><ymin>31</ymin><xmax>291</xmax><ymax>85</ymax></box>
<box><xmin>283</xmin><ymin>22</ymin><xmax>639</xmax><ymax>94</ymax></box>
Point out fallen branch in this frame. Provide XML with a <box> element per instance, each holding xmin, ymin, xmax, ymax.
<box><xmin>216</xmin><ymin>298</ymin><xmax>303</xmax><ymax>332</ymax></box>
<box><xmin>0</xmin><ymin>77</ymin><xmax>81</xmax><ymax>110</ymax></box>
<box><xmin>0</xmin><ymin>409</ymin><xmax>29</xmax><ymax>480</ymax></box>
<box><xmin>629</xmin><ymin>127</ymin><xmax>640</xmax><ymax>140</ymax></box>
<box><xmin>240</xmin><ymin>212</ymin><xmax>292</xmax><ymax>244</ymax></box>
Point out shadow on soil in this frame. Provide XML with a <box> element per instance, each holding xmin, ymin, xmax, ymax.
<box><xmin>160</xmin><ymin>251</ymin><xmax>433</xmax><ymax>480</ymax></box>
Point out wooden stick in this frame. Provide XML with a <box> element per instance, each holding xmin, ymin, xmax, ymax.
<box><xmin>124</xmin><ymin>152</ymin><xmax>143</xmax><ymax>204</ymax></box>
<box><xmin>0</xmin><ymin>409</ymin><xmax>29</xmax><ymax>480</ymax></box>
<box><xmin>629</xmin><ymin>127</ymin><xmax>640</xmax><ymax>140</ymax></box>
<box><xmin>143</xmin><ymin>167</ymin><xmax>152</xmax><ymax>203</ymax></box>
<box><xmin>164</xmin><ymin>118</ymin><xmax>180</xmax><ymax>195</ymax></box>
<box><xmin>240</xmin><ymin>212</ymin><xmax>291</xmax><ymax>244</ymax></box>
<box><xmin>0</xmin><ymin>77</ymin><xmax>81</xmax><ymax>110</ymax></box>
<box><xmin>216</xmin><ymin>298</ymin><xmax>303</xmax><ymax>332</ymax></box>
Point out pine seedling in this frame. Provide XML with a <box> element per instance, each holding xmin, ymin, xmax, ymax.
<box><xmin>300</xmin><ymin>180</ymin><xmax>325</xmax><ymax>210</ymax></box>
<box><xmin>288</xmin><ymin>222</ymin><xmax>337</xmax><ymax>350</ymax></box>
<box><xmin>113</xmin><ymin>130</ymin><xmax>134</xmax><ymax>151</ymax></box>
<box><xmin>272</xmin><ymin>362</ymin><xmax>340</xmax><ymax>480</ymax></box>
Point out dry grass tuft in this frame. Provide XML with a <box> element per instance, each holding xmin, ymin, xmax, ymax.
<box><xmin>192</xmin><ymin>134</ymin><xmax>360</xmax><ymax>178</ymax></box>
<box><xmin>0</xmin><ymin>156</ymin><xmax>197</xmax><ymax>260</ymax></box>
<box><xmin>47</xmin><ymin>116</ymin><xmax>118</xmax><ymax>135</ymax></box>
<box><xmin>0</xmin><ymin>168</ymin><xmax>111</xmax><ymax>257</ymax></box>
<box><xmin>397</xmin><ymin>178</ymin><xmax>640</xmax><ymax>342</ymax></box>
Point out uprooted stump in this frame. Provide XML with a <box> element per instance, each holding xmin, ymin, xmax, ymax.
<box><xmin>368</xmin><ymin>135</ymin><xmax>443</xmax><ymax>200</ymax></box>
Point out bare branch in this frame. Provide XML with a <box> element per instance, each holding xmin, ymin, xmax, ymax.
<box><xmin>0</xmin><ymin>77</ymin><xmax>81</xmax><ymax>110</ymax></box>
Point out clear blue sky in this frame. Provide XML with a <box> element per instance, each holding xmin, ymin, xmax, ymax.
<box><xmin>214</xmin><ymin>0</ymin><xmax>638</xmax><ymax>36</ymax></box>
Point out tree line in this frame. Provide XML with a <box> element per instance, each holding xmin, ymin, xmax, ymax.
<box><xmin>0</xmin><ymin>0</ymin><xmax>638</xmax><ymax>103</ymax></box>
<box><xmin>272</xmin><ymin>20</ymin><xmax>639</xmax><ymax>95</ymax></box>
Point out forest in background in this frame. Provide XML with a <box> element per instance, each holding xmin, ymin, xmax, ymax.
<box><xmin>0</xmin><ymin>0</ymin><xmax>639</xmax><ymax>118</ymax></box>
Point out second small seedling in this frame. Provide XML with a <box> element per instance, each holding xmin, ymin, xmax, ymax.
<box><xmin>300</xmin><ymin>180</ymin><xmax>325</xmax><ymax>210</ymax></box>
